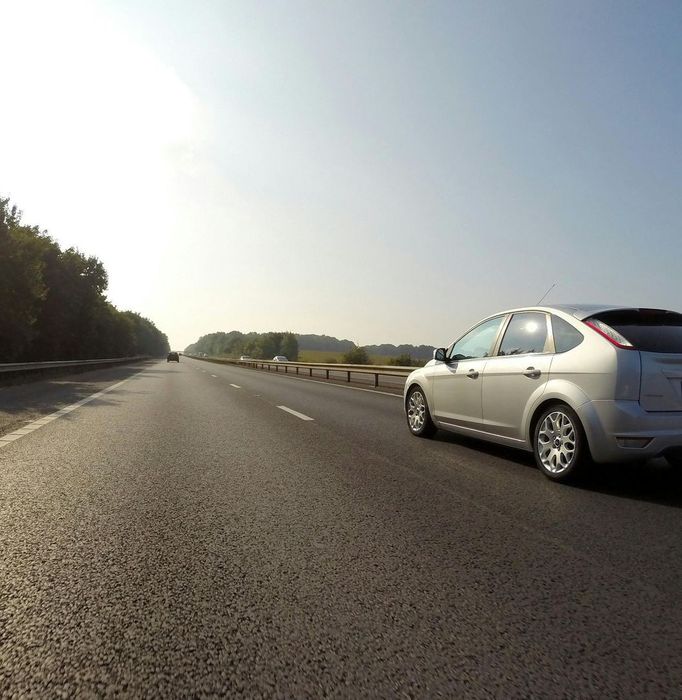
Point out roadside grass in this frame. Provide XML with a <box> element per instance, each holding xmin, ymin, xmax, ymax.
<box><xmin>210</xmin><ymin>349</ymin><xmax>425</xmax><ymax>366</ymax></box>
<box><xmin>297</xmin><ymin>350</ymin><xmax>340</xmax><ymax>363</ymax></box>
<box><xmin>298</xmin><ymin>350</ymin><xmax>395</xmax><ymax>365</ymax></box>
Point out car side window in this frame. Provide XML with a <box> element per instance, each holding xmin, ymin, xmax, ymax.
<box><xmin>552</xmin><ymin>315</ymin><xmax>584</xmax><ymax>353</ymax></box>
<box><xmin>498</xmin><ymin>312</ymin><xmax>550</xmax><ymax>355</ymax></box>
<box><xmin>447</xmin><ymin>316</ymin><xmax>505</xmax><ymax>361</ymax></box>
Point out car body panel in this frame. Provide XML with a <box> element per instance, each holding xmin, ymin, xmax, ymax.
<box><xmin>432</xmin><ymin>358</ymin><xmax>488</xmax><ymax>430</ymax></box>
<box><xmin>639</xmin><ymin>352</ymin><xmax>682</xmax><ymax>412</ymax></box>
<box><xmin>576</xmin><ymin>399</ymin><xmax>682</xmax><ymax>462</ymax></box>
<box><xmin>549</xmin><ymin>304</ymin><xmax>630</xmax><ymax>320</ymax></box>
<box><xmin>404</xmin><ymin>303</ymin><xmax>682</xmax><ymax>465</ymax></box>
<box><xmin>482</xmin><ymin>353</ymin><xmax>553</xmax><ymax>440</ymax></box>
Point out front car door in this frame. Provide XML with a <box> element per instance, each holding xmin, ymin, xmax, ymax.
<box><xmin>481</xmin><ymin>312</ymin><xmax>554</xmax><ymax>440</ymax></box>
<box><xmin>432</xmin><ymin>316</ymin><xmax>507</xmax><ymax>431</ymax></box>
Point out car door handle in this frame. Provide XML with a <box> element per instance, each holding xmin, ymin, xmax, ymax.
<box><xmin>523</xmin><ymin>367</ymin><xmax>541</xmax><ymax>378</ymax></box>
<box><xmin>467</xmin><ymin>369</ymin><xmax>479</xmax><ymax>379</ymax></box>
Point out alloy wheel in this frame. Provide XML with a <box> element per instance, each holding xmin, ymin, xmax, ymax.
<box><xmin>537</xmin><ymin>410</ymin><xmax>576</xmax><ymax>474</ymax></box>
<box><xmin>407</xmin><ymin>390</ymin><xmax>426</xmax><ymax>432</ymax></box>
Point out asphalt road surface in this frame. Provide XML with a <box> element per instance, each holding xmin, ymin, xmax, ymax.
<box><xmin>1</xmin><ymin>357</ymin><xmax>681</xmax><ymax>697</ymax></box>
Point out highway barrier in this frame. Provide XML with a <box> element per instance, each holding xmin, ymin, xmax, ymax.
<box><xmin>0</xmin><ymin>357</ymin><xmax>150</xmax><ymax>385</ymax></box>
<box><xmin>191</xmin><ymin>356</ymin><xmax>417</xmax><ymax>391</ymax></box>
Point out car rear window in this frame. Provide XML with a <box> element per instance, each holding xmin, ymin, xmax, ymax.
<box><xmin>551</xmin><ymin>315</ymin><xmax>584</xmax><ymax>353</ymax></box>
<box><xmin>590</xmin><ymin>309</ymin><xmax>682</xmax><ymax>353</ymax></box>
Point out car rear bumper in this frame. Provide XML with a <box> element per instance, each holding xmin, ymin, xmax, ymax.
<box><xmin>577</xmin><ymin>399</ymin><xmax>682</xmax><ymax>463</ymax></box>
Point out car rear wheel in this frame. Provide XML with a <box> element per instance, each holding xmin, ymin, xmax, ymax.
<box><xmin>406</xmin><ymin>386</ymin><xmax>436</xmax><ymax>438</ymax></box>
<box><xmin>533</xmin><ymin>404</ymin><xmax>588</xmax><ymax>482</ymax></box>
<box><xmin>665</xmin><ymin>449</ymin><xmax>682</xmax><ymax>468</ymax></box>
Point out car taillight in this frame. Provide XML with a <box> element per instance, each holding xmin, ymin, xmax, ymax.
<box><xmin>584</xmin><ymin>319</ymin><xmax>634</xmax><ymax>349</ymax></box>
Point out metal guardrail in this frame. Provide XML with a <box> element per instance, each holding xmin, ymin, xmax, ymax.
<box><xmin>191</xmin><ymin>356</ymin><xmax>418</xmax><ymax>390</ymax></box>
<box><xmin>0</xmin><ymin>356</ymin><xmax>148</xmax><ymax>378</ymax></box>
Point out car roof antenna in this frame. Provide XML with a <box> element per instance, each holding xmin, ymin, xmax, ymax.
<box><xmin>536</xmin><ymin>282</ymin><xmax>557</xmax><ymax>306</ymax></box>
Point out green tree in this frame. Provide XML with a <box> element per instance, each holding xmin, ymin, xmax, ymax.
<box><xmin>121</xmin><ymin>312</ymin><xmax>170</xmax><ymax>356</ymax></box>
<box><xmin>0</xmin><ymin>196</ymin><xmax>170</xmax><ymax>361</ymax></box>
<box><xmin>0</xmin><ymin>199</ymin><xmax>48</xmax><ymax>361</ymax></box>
<box><xmin>187</xmin><ymin>330</ymin><xmax>299</xmax><ymax>360</ymax></box>
<box><xmin>387</xmin><ymin>353</ymin><xmax>416</xmax><ymax>367</ymax></box>
<box><xmin>279</xmin><ymin>332</ymin><xmax>299</xmax><ymax>360</ymax></box>
<box><xmin>342</xmin><ymin>345</ymin><xmax>370</xmax><ymax>364</ymax></box>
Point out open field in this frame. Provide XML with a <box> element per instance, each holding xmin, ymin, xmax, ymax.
<box><xmin>297</xmin><ymin>349</ymin><xmax>420</xmax><ymax>365</ymax></box>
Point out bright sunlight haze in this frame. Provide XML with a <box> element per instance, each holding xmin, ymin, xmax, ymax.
<box><xmin>1</xmin><ymin>0</ymin><xmax>680</xmax><ymax>349</ymax></box>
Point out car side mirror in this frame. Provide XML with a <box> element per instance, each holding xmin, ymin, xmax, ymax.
<box><xmin>434</xmin><ymin>347</ymin><xmax>447</xmax><ymax>362</ymax></box>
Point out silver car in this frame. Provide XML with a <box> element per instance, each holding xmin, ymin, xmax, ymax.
<box><xmin>404</xmin><ymin>305</ymin><xmax>682</xmax><ymax>482</ymax></box>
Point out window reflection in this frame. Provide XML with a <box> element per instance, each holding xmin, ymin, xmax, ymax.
<box><xmin>498</xmin><ymin>313</ymin><xmax>549</xmax><ymax>355</ymax></box>
<box><xmin>448</xmin><ymin>316</ymin><xmax>505</xmax><ymax>361</ymax></box>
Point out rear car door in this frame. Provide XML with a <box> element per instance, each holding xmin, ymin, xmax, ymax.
<box><xmin>481</xmin><ymin>312</ymin><xmax>553</xmax><ymax>439</ymax></box>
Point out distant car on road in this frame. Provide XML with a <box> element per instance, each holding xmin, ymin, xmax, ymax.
<box><xmin>404</xmin><ymin>304</ymin><xmax>682</xmax><ymax>482</ymax></box>
<box><xmin>167</xmin><ymin>351</ymin><xmax>180</xmax><ymax>363</ymax></box>
<box><xmin>239</xmin><ymin>355</ymin><xmax>252</xmax><ymax>360</ymax></box>
<box><xmin>272</xmin><ymin>355</ymin><xmax>289</xmax><ymax>362</ymax></box>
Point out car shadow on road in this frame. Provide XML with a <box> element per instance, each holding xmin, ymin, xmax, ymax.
<box><xmin>432</xmin><ymin>430</ymin><xmax>682</xmax><ymax>508</ymax></box>
<box><xmin>574</xmin><ymin>459</ymin><xmax>682</xmax><ymax>508</ymax></box>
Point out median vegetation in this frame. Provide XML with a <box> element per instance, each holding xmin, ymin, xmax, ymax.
<box><xmin>186</xmin><ymin>331</ymin><xmax>299</xmax><ymax>360</ymax></box>
<box><xmin>186</xmin><ymin>331</ymin><xmax>427</xmax><ymax>366</ymax></box>
<box><xmin>0</xmin><ymin>198</ymin><xmax>169</xmax><ymax>362</ymax></box>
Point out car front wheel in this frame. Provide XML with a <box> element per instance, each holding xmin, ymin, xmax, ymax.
<box><xmin>533</xmin><ymin>404</ymin><xmax>588</xmax><ymax>482</ymax></box>
<box><xmin>406</xmin><ymin>386</ymin><xmax>436</xmax><ymax>438</ymax></box>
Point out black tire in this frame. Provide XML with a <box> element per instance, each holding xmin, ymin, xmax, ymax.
<box><xmin>665</xmin><ymin>449</ymin><xmax>682</xmax><ymax>468</ymax></box>
<box><xmin>532</xmin><ymin>403</ymin><xmax>589</xmax><ymax>482</ymax></box>
<box><xmin>406</xmin><ymin>386</ymin><xmax>437</xmax><ymax>438</ymax></box>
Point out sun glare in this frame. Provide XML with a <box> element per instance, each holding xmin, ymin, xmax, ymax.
<box><xmin>1</xmin><ymin>0</ymin><xmax>203</xmax><ymax>243</ymax></box>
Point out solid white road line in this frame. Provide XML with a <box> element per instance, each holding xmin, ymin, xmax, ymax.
<box><xmin>277</xmin><ymin>405</ymin><xmax>314</xmax><ymax>421</ymax></box>
<box><xmin>0</xmin><ymin>376</ymin><xmax>136</xmax><ymax>450</ymax></box>
<box><xmin>229</xmin><ymin>384</ymin><xmax>241</xmax><ymax>389</ymax></box>
<box><xmin>211</xmin><ymin>374</ymin><xmax>218</xmax><ymax>377</ymax></box>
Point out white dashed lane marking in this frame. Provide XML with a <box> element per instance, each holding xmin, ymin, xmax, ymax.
<box><xmin>277</xmin><ymin>406</ymin><xmax>314</xmax><ymax>421</ymax></box>
<box><xmin>211</xmin><ymin>374</ymin><xmax>218</xmax><ymax>378</ymax></box>
<box><xmin>230</xmin><ymin>384</ymin><xmax>241</xmax><ymax>389</ymax></box>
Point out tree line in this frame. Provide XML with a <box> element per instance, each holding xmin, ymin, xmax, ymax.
<box><xmin>186</xmin><ymin>330</ymin><xmax>299</xmax><ymax>360</ymax></box>
<box><xmin>0</xmin><ymin>198</ymin><xmax>169</xmax><ymax>362</ymax></box>
<box><xmin>278</xmin><ymin>333</ymin><xmax>434</xmax><ymax>360</ymax></box>
<box><xmin>185</xmin><ymin>331</ymin><xmax>426</xmax><ymax>366</ymax></box>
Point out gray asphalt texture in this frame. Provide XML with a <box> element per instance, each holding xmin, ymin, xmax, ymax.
<box><xmin>1</xmin><ymin>357</ymin><xmax>681</xmax><ymax>697</ymax></box>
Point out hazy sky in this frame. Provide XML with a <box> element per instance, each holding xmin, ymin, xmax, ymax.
<box><xmin>2</xmin><ymin>0</ymin><xmax>680</xmax><ymax>350</ymax></box>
